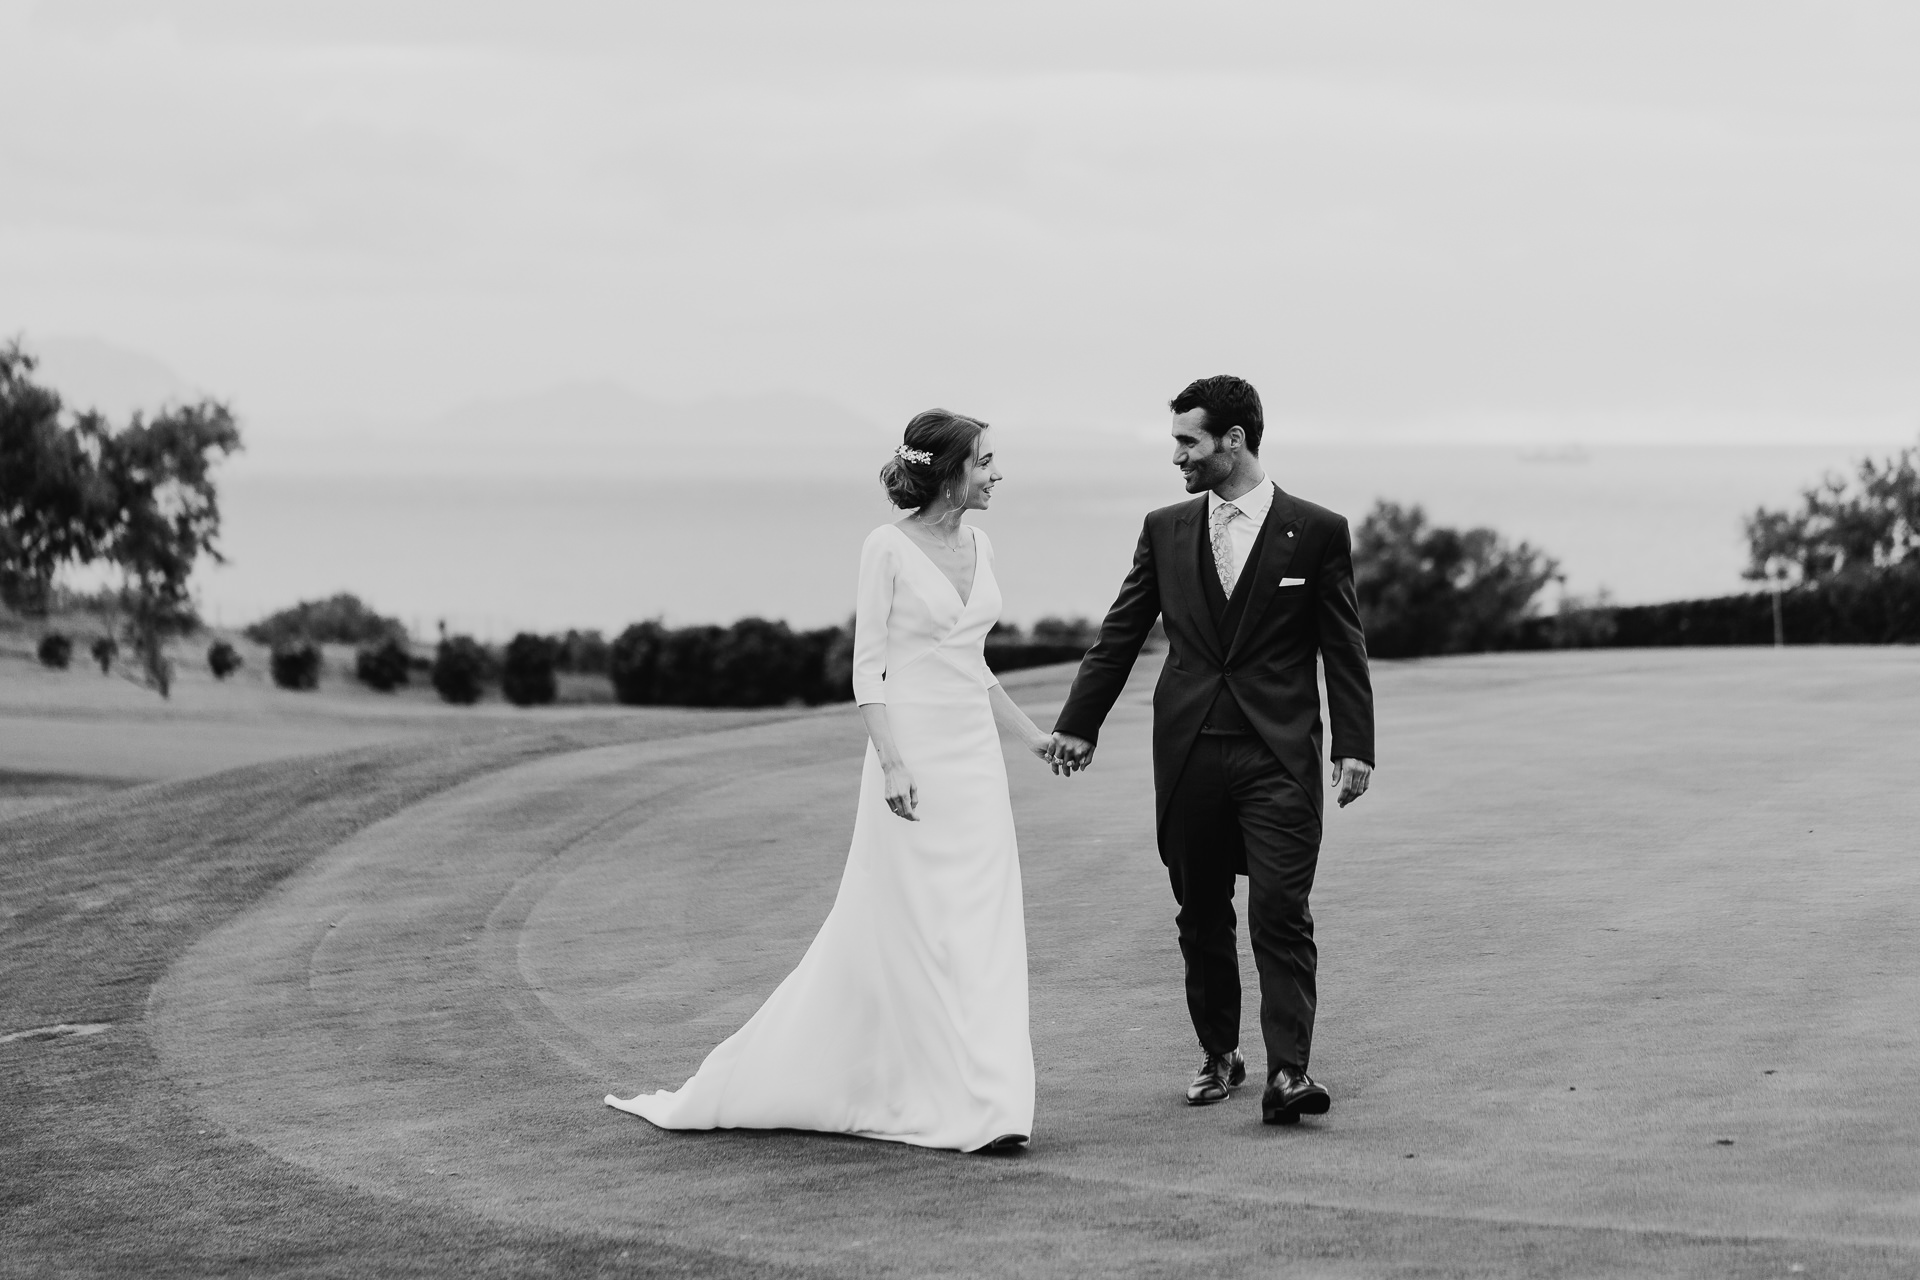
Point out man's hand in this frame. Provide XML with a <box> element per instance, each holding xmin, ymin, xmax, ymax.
<box><xmin>1332</xmin><ymin>758</ymin><xmax>1372</xmax><ymax>808</ymax></box>
<box><xmin>1049</xmin><ymin>732</ymin><xmax>1095</xmax><ymax>776</ymax></box>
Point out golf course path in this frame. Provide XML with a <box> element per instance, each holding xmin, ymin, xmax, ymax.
<box><xmin>148</xmin><ymin>651</ymin><xmax>1920</xmax><ymax>1277</ymax></box>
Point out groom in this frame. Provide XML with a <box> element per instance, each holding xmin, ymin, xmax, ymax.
<box><xmin>1051</xmin><ymin>375</ymin><xmax>1375</xmax><ymax>1125</ymax></box>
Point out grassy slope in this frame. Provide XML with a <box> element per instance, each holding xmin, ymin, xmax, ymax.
<box><xmin>0</xmin><ymin>715</ymin><xmax>820</xmax><ymax>1280</ymax></box>
<box><xmin>6</xmin><ymin>651</ymin><xmax>1920</xmax><ymax>1278</ymax></box>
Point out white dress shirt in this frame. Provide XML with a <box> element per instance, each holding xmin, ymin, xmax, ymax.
<box><xmin>1206</xmin><ymin>479</ymin><xmax>1276</xmax><ymax>585</ymax></box>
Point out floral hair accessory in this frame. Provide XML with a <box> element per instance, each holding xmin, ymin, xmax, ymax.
<box><xmin>895</xmin><ymin>444</ymin><xmax>933</xmax><ymax>465</ymax></box>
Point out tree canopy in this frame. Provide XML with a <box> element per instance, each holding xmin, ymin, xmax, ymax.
<box><xmin>1745</xmin><ymin>441</ymin><xmax>1920</xmax><ymax>584</ymax></box>
<box><xmin>243</xmin><ymin>593</ymin><xmax>406</xmax><ymax>648</ymax></box>
<box><xmin>1354</xmin><ymin>500</ymin><xmax>1560</xmax><ymax>659</ymax></box>
<box><xmin>0</xmin><ymin>339</ymin><xmax>241</xmax><ymax>695</ymax></box>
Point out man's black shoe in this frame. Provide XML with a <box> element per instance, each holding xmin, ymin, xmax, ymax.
<box><xmin>1186</xmin><ymin>1049</ymin><xmax>1246</xmax><ymax>1105</ymax></box>
<box><xmin>1262</xmin><ymin>1065</ymin><xmax>1331</xmax><ymax>1125</ymax></box>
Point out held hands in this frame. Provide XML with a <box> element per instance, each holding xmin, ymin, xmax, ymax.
<box><xmin>1046</xmin><ymin>732</ymin><xmax>1095</xmax><ymax>776</ymax></box>
<box><xmin>1332</xmin><ymin>757</ymin><xmax>1372</xmax><ymax>808</ymax></box>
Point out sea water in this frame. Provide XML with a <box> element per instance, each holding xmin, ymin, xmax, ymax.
<box><xmin>202</xmin><ymin>444</ymin><xmax>1880</xmax><ymax>638</ymax></box>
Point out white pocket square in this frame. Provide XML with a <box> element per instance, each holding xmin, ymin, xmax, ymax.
<box><xmin>1278</xmin><ymin>577</ymin><xmax>1306</xmax><ymax>587</ymax></box>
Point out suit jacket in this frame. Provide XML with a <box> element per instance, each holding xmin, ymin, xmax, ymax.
<box><xmin>1055</xmin><ymin>486</ymin><xmax>1375</xmax><ymax>856</ymax></box>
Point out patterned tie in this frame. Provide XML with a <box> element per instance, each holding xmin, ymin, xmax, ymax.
<box><xmin>1210</xmin><ymin>502</ymin><xmax>1242</xmax><ymax>598</ymax></box>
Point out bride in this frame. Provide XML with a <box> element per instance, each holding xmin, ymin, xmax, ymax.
<box><xmin>606</xmin><ymin>409</ymin><xmax>1063</xmax><ymax>1152</ymax></box>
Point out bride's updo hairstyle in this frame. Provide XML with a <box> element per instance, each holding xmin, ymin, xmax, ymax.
<box><xmin>878</xmin><ymin>408</ymin><xmax>989</xmax><ymax>510</ymax></box>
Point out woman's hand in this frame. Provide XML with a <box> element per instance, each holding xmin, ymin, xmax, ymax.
<box><xmin>1025</xmin><ymin>728</ymin><xmax>1058</xmax><ymax>767</ymax></box>
<box><xmin>883</xmin><ymin>761</ymin><xmax>920</xmax><ymax>821</ymax></box>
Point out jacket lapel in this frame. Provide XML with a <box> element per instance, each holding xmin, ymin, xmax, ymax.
<box><xmin>1172</xmin><ymin>498</ymin><xmax>1225</xmax><ymax>662</ymax></box>
<box><xmin>1225</xmin><ymin>485</ymin><xmax>1303</xmax><ymax>662</ymax></box>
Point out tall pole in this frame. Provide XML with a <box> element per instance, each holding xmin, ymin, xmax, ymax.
<box><xmin>1772</xmin><ymin>577</ymin><xmax>1785</xmax><ymax>648</ymax></box>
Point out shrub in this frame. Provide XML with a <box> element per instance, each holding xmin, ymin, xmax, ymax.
<box><xmin>801</xmin><ymin>624</ymin><xmax>854</xmax><ymax>705</ymax></box>
<box><xmin>244</xmin><ymin>593</ymin><xmax>405</xmax><ymax>648</ymax></box>
<box><xmin>355</xmin><ymin>637</ymin><xmax>412</xmax><ymax>692</ymax></box>
<box><xmin>708</xmin><ymin>618</ymin><xmax>804</xmax><ymax>706</ymax></box>
<box><xmin>609</xmin><ymin>621</ymin><xmax>665</xmax><ymax>705</ymax></box>
<box><xmin>555</xmin><ymin>629</ymin><xmax>610</xmax><ymax>674</ymax></box>
<box><xmin>270</xmin><ymin>641</ymin><xmax>321</xmax><ymax>690</ymax></box>
<box><xmin>432</xmin><ymin>634</ymin><xmax>490</xmax><ymax>705</ymax></box>
<box><xmin>90</xmin><ymin>635</ymin><xmax>117</xmax><ymax>673</ymax></box>
<box><xmin>207</xmin><ymin>639</ymin><xmax>243</xmax><ymax>679</ymax></box>
<box><xmin>609</xmin><ymin>617</ymin><xmax>855</xmax><ymax>707</ymax></box>
<box><xmin>984</xmin><ymin>640</ymin><xmax>1089</xmax><ymax>674</ymax></box>
<box><xmin>1030</xmin><ymin>616</ymin><xmax>1097</xmax><ymax>647</ymax></box>
<box><xmin>37</xmin><ymin>632</ymin><xmax>72</xmax><ymax>669</ymax></box>
<box><xmin>501</xmin><ymin>632</ymin><xmax>558</xmax><ymax>707</ymax></box>
<box><xmin>1501</xmin><ymin>567</ymin><xmax>1920</xmax><ymax>650</ymax></box>
<box><xmin>656</xmin><ymin>624</ymin><xmax>725</xmax><ymax>706</ymax></box>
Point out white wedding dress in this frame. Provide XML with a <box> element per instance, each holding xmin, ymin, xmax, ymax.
<box><xmin>606</xmin><ymin>523</ymin><xmax>1034</xmax><ymax>1151</ymax></box>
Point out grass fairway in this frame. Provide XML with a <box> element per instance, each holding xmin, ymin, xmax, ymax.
<box><xmin>6</xmin><ymin>649</ymin><xmax>1920</xmax><ymax>1278</ymax></box>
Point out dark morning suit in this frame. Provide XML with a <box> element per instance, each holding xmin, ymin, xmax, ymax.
<box><xmin>1055</xmin><ymin>484</ymin><xmax>1375</xmax><ymax>1073</ymax></box>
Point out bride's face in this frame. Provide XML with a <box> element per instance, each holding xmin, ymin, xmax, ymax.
<box><xmin>959</xmin><ymin>429</ymin><xmax>1002</xmax><ymax>511</ymax></box>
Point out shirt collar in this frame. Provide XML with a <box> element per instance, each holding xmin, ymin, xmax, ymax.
<box><xmin>1208</xmin><ymin>478</ymin><xmax>1274</xmax><ymax>523</ymax></box>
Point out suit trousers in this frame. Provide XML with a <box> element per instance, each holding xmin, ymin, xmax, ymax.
<box><xmin>1162</xmin><ymin>733</ymin><xmax>1322</xmax><ymax>1074</ymax></box>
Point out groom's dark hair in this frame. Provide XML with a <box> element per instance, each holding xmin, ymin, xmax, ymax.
<box><xmin>1170</xmin><ymin>375</ymin><xmax>1264</xmax><ymax>455</ymax></box>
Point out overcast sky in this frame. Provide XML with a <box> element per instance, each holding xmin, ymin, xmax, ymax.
<box><xmin>3</xmin><ymin>0</ymin><xmax>1916</xmax><ymax>447</ymax></box>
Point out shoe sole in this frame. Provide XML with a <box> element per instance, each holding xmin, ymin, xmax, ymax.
<box><xmin>1262</xmin><ymin>1091</ymin><xmax>1331</xmax><ymax>1126</ymax></box>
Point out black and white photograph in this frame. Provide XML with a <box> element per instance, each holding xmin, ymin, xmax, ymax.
<box><xmin>4</xmin><ymin>3</ymin><xmax>1918</xmax><ymax>1276</ymax></box>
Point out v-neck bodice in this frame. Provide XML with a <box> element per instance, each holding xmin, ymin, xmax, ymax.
<box><xmin>851</xmin><ymin>523</ymin><xmax>1003</xmax><ymax>707</ymax></box>
<box><xmin>892</xmin><ymin>522</ymin><xmax>979</xmax><ymax>609</ymax></box>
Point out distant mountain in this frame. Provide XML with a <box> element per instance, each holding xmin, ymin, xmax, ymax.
<box><xmin>29</xmin><ymin>336</ymin><xmax>204</xmax><ymax>421</ymax></box>
<box><xmin>423</xmin><ymin>382</ymin><xmax>890</xmax><ymax>454</ymax></box>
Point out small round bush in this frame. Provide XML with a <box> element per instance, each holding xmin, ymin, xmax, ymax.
<box><xmin>501</xmin><ymin>632</ymin><xmax>558</xmax><ymax>707</ymax></box>
<box><xmin>207</xmin><ymin>639</ymin><xmax>243</xmax><ymax>680</ymax></box>
<box><xmin>270</xmin><ymin>641</ymin><xmax>321</xmax><ymax>691</ymax></box>
<box><xmin>609</xmin><ymin>621</ymin><xmax>665</xmax><ymax>705</ymax></box>
<box><xmin>90</xmin><ymin>635</ymin><xmax>117</xmax><ymax>674</ymax></box>
<box><xmin>710</xmin><ymin>617</ymin><xmax>802</xmax><ymax>706</ymax></box>
<box><xmin>37</xmin><ymin>632</ymin><xmax>73</xmax><ymax>669</ymax></box>
<box><xmin>355</xmin><ymin>637</ymin><xmax>412</xmax><ymax>692</ymax></box>
<box><xmin>432</xmin><ymin>634</ymin><xmax>489</xmax><ymax>705</ymax></box>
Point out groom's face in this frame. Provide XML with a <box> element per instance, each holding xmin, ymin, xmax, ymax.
<box><xmin>1171</xmin><ymin>408</ymin><xmax>1235</xmax><ymax>494</ymax></box>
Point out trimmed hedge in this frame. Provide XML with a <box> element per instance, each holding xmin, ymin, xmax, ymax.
<box><xmin>985</xmin><ymin>642</ymin><xmax>1089</xmax><ymax>674</ymax></box>
<box><xmin>609</xmin><ymin>618</ymin><xmax>850</xmax><ymax>707</ymax></box>
<box><xmin>1506</xmin><ymin>569</ymin><xmax>1920</xmax><ymax>651</ymax></box>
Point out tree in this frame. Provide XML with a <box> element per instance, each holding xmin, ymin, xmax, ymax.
<box><xmin>97</xmin><ymin>401</ymin><xmax>242</xmax><ymax>695</ymax></box>
<box><xmin>1353</xmin><ymin>501</ymin><xmax>1560</xmax><ymax>658</ymax></box>
<box><xmin>1744</xmin><ymin>441</ymin><xmax>1920</xmax><ymax>586</ymax></box>
<box><xmin>0</xmin><ymin>339</ymin><xmax>241</xmax><ymax>696</ymax></box>
<box><xmin>245</xmin><ymin>593</ymin><xmax>406</xmax><ymax>648</ymax></box>
<box><xmin>0</xmin><ymin>342</ymin><xmax>115</xmax><ymax>614</ymax></box>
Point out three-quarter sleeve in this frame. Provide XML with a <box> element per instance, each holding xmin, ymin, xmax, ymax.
<box><xmin>851</xmin><ymin>527</ymin><xmax>895</xmax><ymax>705</ymax></box>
